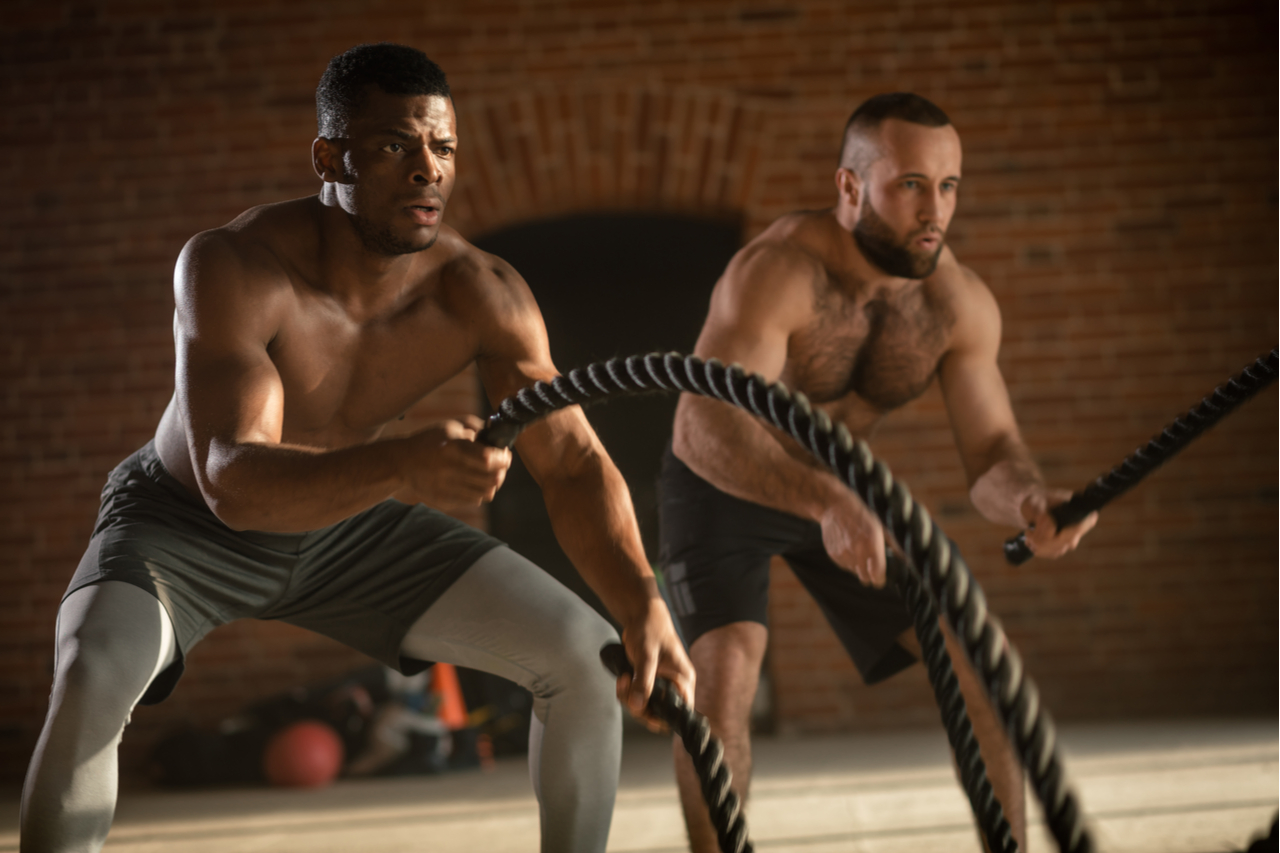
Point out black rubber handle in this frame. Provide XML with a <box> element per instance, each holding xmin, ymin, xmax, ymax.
<box><xmin>1003</xmin><ymin>532</ymin><xmax>1036</xmax><ymax>566</ymax></box>
<box><xmin>477</xmin><ymin>413</ymin><xmax>522</xmax><ymax>449</ymax></box>
<box><xmin>1003</xmin><ymin>500</ymin><xmax>1094</xmax><ymax>565</ymax></box>
<box><xmin>998</xmin><ymin>491</ymin><xmax>1100</xmax><ymax>563</ymax></box>
<box><xmin>600</xmin><ymin>642</ymin><xmax>681</xmax><ymax>728</ymax></box>
<box><xmin>599</xmin><ymin>642</ymin><xmax>680</xmax><ymax>718</ymax></box>
<box><xmin>600</xmin><ymin>642</ymin><xmax>634</xmax><ymax>679</ymax></box>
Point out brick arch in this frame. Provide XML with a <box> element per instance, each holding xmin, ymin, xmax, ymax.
<box><xmin>447</xmin><ymin>85</ymin><xmax>780</xmax><ymax>239</ymax></box>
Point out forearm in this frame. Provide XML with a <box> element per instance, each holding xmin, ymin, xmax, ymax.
<box><xmin>200</xmin><ymin>437</ymin><xmax>406</xmax><ymax>533</ymax></box>
<box><xmin>539</xmin><ymin>453</ymin><xmax>660</xmax><ymax>627</ymax></box>
<box><xmin>673</xmin><ymin>394</ymin><xmax>845</xmax><ymax>522</ymax></box>
<box><xmin>968</xmin><ymin>436</ymin><xmax>1045</xmax><ymax>529</ymax></box>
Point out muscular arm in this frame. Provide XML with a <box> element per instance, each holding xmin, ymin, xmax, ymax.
<box><xmin>175</xmin><ymin>232</ymin><xmax>504</xmax><ymax>532</ymax></box>
<box><xmin>673</xmin><ymin>244</ymin><xmax>848</xmax><ymax>519</ymax></box>
<box><xmin>938</xmin><ymin>264</ymin><xmax>1096</xmax><ymax>555</ymax></box>
<box><xmin>471</xmin><ymin>255</ymin><xmax>694</xmax><ymax>712</ymax></box>
<box><xmin>673</xmin><ymin>243</ymin><xmax>887</xmax><ymax>584</ymax></box>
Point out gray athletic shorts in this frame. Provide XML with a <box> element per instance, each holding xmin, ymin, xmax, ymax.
<box><xmin>66</xmin><ymin>442</ymin><xmax>502</xmax><ymax>705</ymax></box>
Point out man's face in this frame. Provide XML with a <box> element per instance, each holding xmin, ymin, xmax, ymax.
<box><xmin>851</xmin><ymin>119</ymin><xmax>961</xmax><ymax>280</ymax></box>
<box><xmin>328</xmin><ymin>89</ymin><xmax>457</xmax><ymax>256</ymax></box>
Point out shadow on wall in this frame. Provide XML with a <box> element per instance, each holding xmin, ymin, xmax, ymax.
<box><xmin>474</xmin><ymin>210</ymin><xmax>742</xmax><ymax>619</ymax></box>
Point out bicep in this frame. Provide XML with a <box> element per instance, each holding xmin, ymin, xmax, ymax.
<box><xmin>472</xmin><ymin>260</ymin><xmax>560</xmax><ymax>407</ymax></box>
<box><xmin>938</xmin><ymin>276</ymin><xmax>1022</xmax><ymax>483</ymax></box>
<box><xmin>172</xmin><ymin>236</ymin><xmax>286</xmax><ymax>475</ymax></box>
<box><xmin>677</xmin><ymin>248</ymin><xmax>812</xmax><ymax>449</ymax></box>
<box><xmin>179</xmin><ymin>342</ymin><xmax>285</xmax><ymax>449</ymax></box>
<box><xmin>692</xmin><ymin>251</ymin><xmax>811</xmax><ymax>383</ymax></box>
<box><xmin>469</xmin><ymin>261</ymin><xmax>599</xmax><ymax>483</ymax></box>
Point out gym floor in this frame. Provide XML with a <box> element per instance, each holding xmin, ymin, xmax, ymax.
<box><xmin>2</xmin><ymin>718</ymin><xmax>1274</xmax><ymax>852</ymax></box>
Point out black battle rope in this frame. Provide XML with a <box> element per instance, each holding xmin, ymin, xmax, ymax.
<box><xmin>888</xmin><ymin>556</ymin><xmax>1018</xmax><ymax>853</ymax></box>
<box><xmin>601</xmin><ymin>564</ymin><xmax>1016</xmax><ymax>853</ymax></box>
<box><xmin>1004</xmin><ymin>348</ymin><xmax>1279</xmax><ymax>565</ymax></box>
<box><xmin>478</xmin><ymin>352</ymin><xmax>1093</xmax><ymax>853</ymax></box>
<box><xmin>599</xmin><ymin>643</ymin><xmax>753</xmax><ymax>853</ymax></box>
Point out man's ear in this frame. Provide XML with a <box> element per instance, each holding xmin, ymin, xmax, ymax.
<box><xmin>835</xmin><ymin>167</ymin><xmax>861</xmax><ymax>208</ymax></box>
<box><xmin>313</xmin><ymin>137</ymin><xmax>343</xmax><ymax>183</ymax></box>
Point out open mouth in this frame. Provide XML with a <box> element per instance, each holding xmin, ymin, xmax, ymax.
<box><xmin>407</xmin><ymin>205</ymin><xmax>440</xmax><ymax>225</ymax></box>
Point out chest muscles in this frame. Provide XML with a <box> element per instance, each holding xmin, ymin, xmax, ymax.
<box><xmin>784</xmin><ymin>282</ymin><xmax>954</xmax><ymax>416</ymax></box>
<box><xmin>267</xmin><ymin>293</ymin><xmax>476</xmax><ymax>443</ymax></box>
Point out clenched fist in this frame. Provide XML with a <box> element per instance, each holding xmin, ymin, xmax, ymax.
<box><xmin>396</xmin><ymin>416</ymin><xmax>512</xmax><ymax>510</ymax></box>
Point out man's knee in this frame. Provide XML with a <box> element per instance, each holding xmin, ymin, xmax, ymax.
<box><xmin>529</xmin><ymin>602</ymin><xmax>619</xmax><ymax>701</ymax></box>
<box><xmin>688</xmin><ymin>621</ymin><xmax>767</xmax><ymax>728</ymax></box>
<box><xmin>54</xmin><ymin>634</ymin><xmax>158</xmax><ymax>719</ymax></box>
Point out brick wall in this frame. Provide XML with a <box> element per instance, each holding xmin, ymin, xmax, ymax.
<box><xmin>2</xmin><ymin>0</ymin><xmax>1276</xmax><ymax>782</ymax></box>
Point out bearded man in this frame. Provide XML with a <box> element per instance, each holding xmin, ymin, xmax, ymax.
<box><xmin>659</xmin><ymin>93</ymin><xmax>1097</xmax><ymax>852</ymax></box>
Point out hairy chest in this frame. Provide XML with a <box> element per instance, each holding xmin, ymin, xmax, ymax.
<box><xmin>268</xmin><ymin>295</ymin><xmax>475</xmax><ymax>443</ymax></box>
<box><xmin>782</xmin><ymin>283</ymin><xmax>954</xmax><ymax>423</ymax></box>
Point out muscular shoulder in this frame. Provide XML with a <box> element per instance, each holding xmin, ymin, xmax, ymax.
<box><xmin>431</xmin><ymin>230</ymin><xmax>536</xmax><ymax>321</ymax></box>
<box><xmin>427</xmin><ymin>230</ymin><xmax>546</xmax><ymax>359</ymax></box>
<box><xmin>925</xmin><ymin>247</ymin><xmax>1001</xmax><ymax>356</ymax></box>
<box><xmin>713</xmin><ymin>214</ymin><xmax>832</xmax><ymax>331</ymax></box>
<box><xmin>174</xmin><ymin>200</ymin><xmax>315</xmax><ymax>342</ymax></box>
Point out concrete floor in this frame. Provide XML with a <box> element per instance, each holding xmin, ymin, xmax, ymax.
<box><xmin>2</xmin><ymin>719</ymin><xmax>1274</xmax><ymax>853</ymax></box>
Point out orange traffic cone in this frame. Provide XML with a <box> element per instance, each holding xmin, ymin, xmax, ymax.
<box><xmin>430</xmin><ymin>662</ymin><xmax>469</xmax><ymax>730</ymax></box>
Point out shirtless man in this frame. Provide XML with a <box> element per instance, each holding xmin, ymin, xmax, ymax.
<box><xmin>21</xmin><ymin>43</ymin><xmax>693</xmax><ymax>853</ymax></box>
<box><xmin>659</xmin><ymin>93</ymin><xmax>1097</xmax><ymax>851</ymax></box>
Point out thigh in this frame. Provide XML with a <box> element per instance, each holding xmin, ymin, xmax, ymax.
<box><xmin>664</xmin><ymin>551</ymin><xmax>773</xmax><ymax>650</ymax></box>
<box><xmin>658</xmin><ymin>450</ymin><xmax>811</xmax><ymax>647</ymax></box>
<box><xmin>784</xmin><ymin>547</ymin><xmax>916</xmax><ymax>685</ymax></box>
<box><xmin>399</xmin><ymin>546</ymin><xmax>619</xmax><ymax>694</ymax></box>
<box><xmin>272</xmin><ymin>500</ymin><xmax>501</xmax><ymax>674</ymax></box>
<box><xmin>56</xmin><ymin>581</ymin><xmax>177</xmax><ymax>703</ymax></box>
<box><xmin>687</xmin><ymin>622</ymin><xmax>769</xmax><ymax>724</ymax></box>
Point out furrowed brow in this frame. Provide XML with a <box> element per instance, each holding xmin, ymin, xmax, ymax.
<box><xmin>379</xmin><ymin>128</ymin><xmax>456</xmax><ymax>145</ymax></box>
<box><xmin>898</xmin><ymin>171</ymin><xmax>962</xmax><ymax>182</ymax></box>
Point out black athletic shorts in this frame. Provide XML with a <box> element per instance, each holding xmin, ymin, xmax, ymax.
<box><xmin>657</xmin><ymin>445</ymin><xmax>915</xmax><ymax>685</ymax></box>
<box><xmin>66</xmin><ymin>442</ymin><xmax>502</xmax><ymax>704</ymax></box>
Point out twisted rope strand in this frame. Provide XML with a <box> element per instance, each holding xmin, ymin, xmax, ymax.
<box><xmin>599</xmin><ymin>644</ymin><xmax>752</xmax><ymax>853</ymax></box>
<box><xmin>482</xmin><ymin>352</ymin><xmax>1093</xmax><ymax>853</ymax></box>
<box><xmin>889</xmin><ymin>558</ymin><xmax>1018</xmax><ymax>853</ymax></box>
<box><xmin>1003</xmin><ymin>348</ymin><xmax>1278</xmax><ymax>564</ymax></box>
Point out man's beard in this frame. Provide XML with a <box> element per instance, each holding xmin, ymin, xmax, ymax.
<box><xmin>853</xmin><ymin>201</ymin><xmax>944</xmax><ymax>279</ymax></box>
<box><xmin>348</xmin><ymin>211</ymin><xmax>437</xmax><ymax>256</ymax></box>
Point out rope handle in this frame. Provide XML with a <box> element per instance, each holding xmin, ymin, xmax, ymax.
<box><xmin>599</xmin><ymin>643</ymin><xmax>753</xmax><ymax>853</ymax></box>
<box><xmin>1003</xmin><ymin>348</ymin><xmax>1278</xmax><ymax>565</ymax></box>
<box><xmin>1003</xmin><ymin>504</ymin><xmax>1088</xmax><ymax>566</ymax></box>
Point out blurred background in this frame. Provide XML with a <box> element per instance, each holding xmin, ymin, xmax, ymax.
<box><xmin>2</xmin><ymin>0</ymin><xmax>1276</xmax><ymax>789</ymax></box>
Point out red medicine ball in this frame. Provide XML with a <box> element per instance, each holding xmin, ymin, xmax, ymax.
<box><xmin>262</xmin><ymin>720</ymin><xmax>345</xmax><ymax>788</ymax></box>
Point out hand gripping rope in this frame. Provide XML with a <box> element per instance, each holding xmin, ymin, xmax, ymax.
<box><xmin>1004</xmin><ymin>348</ymin><xmax>1278</xmax><ymax>565</ymax></box>
<box><xmin>599</xmin><ymin>561</ymin><xmax>1018</xmax><ymax>853</ymax></box>
<box><xmin>600</xmin><ymin>643</ymin><xmax>754</xmax><ymax>853</ymax></box>
<box><xmin>478</xmin><ymin>352</ymin><xmax>1092</xmax><ymax>852</ymax></box>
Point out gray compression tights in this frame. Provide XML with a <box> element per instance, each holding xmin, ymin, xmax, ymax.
<box><xmin>22</xmin><ymin>548</ymin><xmax>622</xmax><ymax>853</ymax></box>
<box><xmin>401</xmin><ymin>546</ymin><xmax>623</xmax><ymax>853</ymax></box>
<box><xmin>21</xmin><ymin>581</ymin><xmax>177</xmax><ymax>853</ymax></box>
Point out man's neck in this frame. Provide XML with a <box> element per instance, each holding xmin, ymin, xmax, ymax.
<box><xmin>312</xmin><ymin>193</ymin><xmax>430</xmax><ymax>321</ymax></box>
<box><xmin>827</xmin><ymin>207</ymin><xmax>918</xmax><ymax>300</ymax></box>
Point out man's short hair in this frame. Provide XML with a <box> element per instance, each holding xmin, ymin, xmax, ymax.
<box><xmin>839</xmin><ymin>93</ymin><xmax>951</xmax><ymax>173</ymax></box>
<box><xmin>316</xmin><ymin>43</ymin><xmax>450</xmax><ymax>138</ymax></box>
